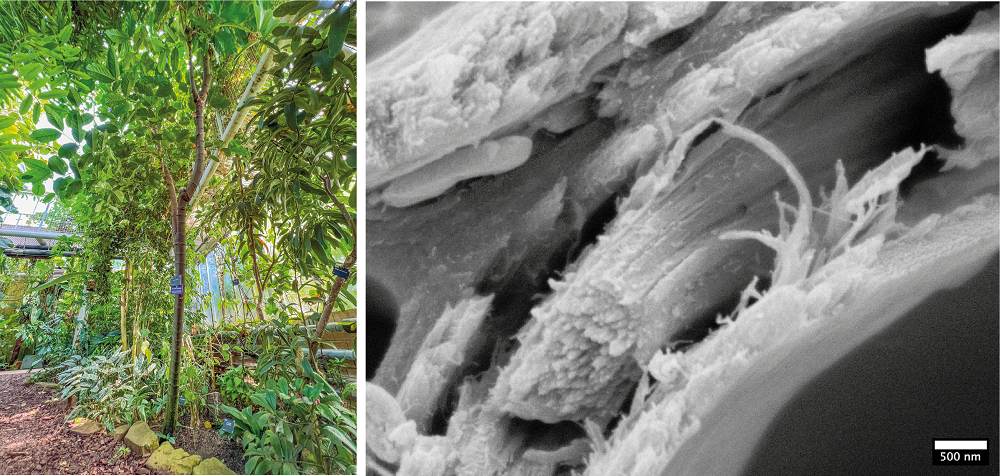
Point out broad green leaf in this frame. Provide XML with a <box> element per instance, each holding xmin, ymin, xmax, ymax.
<box><xmin>85</xmin><ymin>63</ymin><xmax>115</xmax><ymax>83</ymax></box>
<box><xmin>31</xmin><ymin>181</ymin><xmax>44</xmax><ymax>196</ymax></box>
<box><xmin>65</xmin><ymin>179</ymin><xmax>82</xmax><ymax>197</ymax></box>
<box><xmin>229</xmin><ymin>142</ymin><xmax>249</xmax><ymax>157</ymax></box>
<box><xmin>345</xmin><ymin>147</ymin><xmax>356</xmax><ymax>168</ymax></box>
<box><xmin>0</xmin><ymin>133</ymin><xmax>17</xmax><ymax>142</ymax></box>
<box><xmin>47</xmin><ymin>156</ymin><xmax>68</xmax><ymax>175</ymax></box>
<box><xmin>209</xmin><ymin>95</ymin><xmax>231</xmax><ymax>109</ymax></box>
<box><xmin>23</xmin><ymin>156</ymin><xmax>49</xmax><ymax>171</ymax></box>
<box><xmin>273</xmin><ymin>1</ymin><xmax>312</xmax><ymax>17</ymax></box>
<box><xmin>327</xmin><ymin>3</ymin><xmax>353</xmax><ymax>53</ymax></box>
<box><xmin>214</xmin><ymin>29</ymin><xmax>237</xmax><ymax>56</ymax></box>
<box><xmin>53</xmin><ymin>177</ymin><xmax>69</xmax><ymax>194</ymax></box>
<box><xmin>30</xmin><ymin>128</ymin><xmax>61</xmax><ymax>143</ymax></box>
<box><xmin>156</xmin><ymin>82</ymin><xmax>172</xmax><ymax>98</ymax></box>
<box><xmin>221</xmin><ymin>2</ymin><xmax>250</xmax><ymax>23</ymax></box>
<box><xmin>58</xmin><ymin>143</ymin><xmax>78</xmax><ymax>158</ymax></box>
<box><xmin>43</xmin><ymin>104</ymin><xmax>63</xmax><ymax>128</ymax></box>
<box><xmin>37</xmin><ymin>89</ymin><xmax>68</xmax><ymax>100</ymax></box>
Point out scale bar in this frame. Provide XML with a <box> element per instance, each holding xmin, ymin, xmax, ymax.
<box><xmin>934</xmin><ymin>440</ymin><xmax>987</xmax><ymax>450</ymax></box>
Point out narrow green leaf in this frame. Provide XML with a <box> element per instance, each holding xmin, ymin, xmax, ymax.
<box><xmin>19</xmin><ymin>95</ymin><xmax>32</xmax><ymax>114</ymax></box>
<box><xmin>37</xmin><ymin>89</ymin><xmax>68</xmax><ymax>100</ymax></box>
<box><xmin>59</xmin><ymin>25</ymin><xmax>73</xmax><ymax>42</ymax></box>
<box><xmin>0</xmin><ymin>144</ymin><xmax>29</xmax><ymax>153</ymax></box>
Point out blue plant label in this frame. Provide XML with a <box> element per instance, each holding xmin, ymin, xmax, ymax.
<box><xmin>170</xmin><ymin>275</ymin><xmax>183</xmax><ymax>295</ymax></box>
<box><xmin>333</xmin><ymin>266</ymin><xmax>350</xmax><ymax>279</ymax></box>
<box><xmin>222</xmin><ymin>418</ymin><xmax>235</xmax><ymax>434</ymax></box>
<box><xmin>232</xmin><ymin>278</ymin><xmax>239</xmax><ymax>286</ymax></box>
<box><xmin>178</xmin><ymin>395</ymin><xmax>186</xmax><ymax>405</ymax></box>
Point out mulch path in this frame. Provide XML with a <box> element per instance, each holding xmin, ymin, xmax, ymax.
<box><xmin>0</xmin><ymin>371</ymin><xmax>245</xmax><ymax>475</ymax></box>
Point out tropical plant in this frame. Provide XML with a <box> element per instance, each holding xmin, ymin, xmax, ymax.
<box><xmin>57</xmin><ymin>350</ymin><xmax>167</xmax><ymax>427</ymax></box>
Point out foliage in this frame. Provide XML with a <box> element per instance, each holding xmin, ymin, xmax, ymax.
<box><xmin>221</xmin><ymin>317</ymin><xmax>356</xmax><ymax>475</ymax></box>
<box><xmin>219</xmin><ymin>364</ymin><xmax>256</xmax><ymax>409</ymax></box>
<box><xmin>0</xmin><ymin>0</ymin><xmax>358</xmax><ymax>471</ymax></box>
<box><xmin>57</xmin><ymin>350</ymin><xmax>166</xmax><ymax>427</ymax></box>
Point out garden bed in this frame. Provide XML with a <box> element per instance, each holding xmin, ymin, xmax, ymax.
<box><xmin>0</xmin><ymin>370</ymin><xmax>246</xmax><ymax>475</ymax></box>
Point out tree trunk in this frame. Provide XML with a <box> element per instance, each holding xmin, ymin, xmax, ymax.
<box><xmin>164</xmin><ymin>50</ymin><xmax>211</xmax><ymax>437</ymax></box>
<box><xmin>120</xmin><ymin>260</ymin><xmax>131</xmax><ymax>352</ymax></box>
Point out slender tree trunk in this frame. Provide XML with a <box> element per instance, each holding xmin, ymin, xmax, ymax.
<box><xmin>164</xmin><ymin>50</ymin><xmax>211</xmax><ymax>437</ymax></box>
<box><xmin>120</xmin><ymin>260</ymin><xmax>131</xmax><ymax>352</ymax></box>
<box><xmin>311</xmin><ymin>179</ymin><xmax>357</xmax><ymax>354</ymax></box>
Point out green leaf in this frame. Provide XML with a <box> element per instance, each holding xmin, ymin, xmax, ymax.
<box><xmin>65</xmin><ymin>179</ymin><xmax>82</xmax><ymax>197</ymax></box>
<box><xmin>327</xmin><ymin>3</ymin><xmax>352</xmax><ymax>53</ymax></box>
<box><xmin>17</xmin><ymin>63</ymin><xmax>43</xmax><ymax>79</ymax></box>
<box><xmin>53</xmin><ymin>177</ymin><xmax>69</xmax><ymax>195</ymax></box>
<box><xmin>107</xmin><ymin>46</ymin><xmax>119</xmax><ymax>79</ymax></box>
<box><xmin>273</xmin><ymin>1</ymin><xmax>312</xmax><ymax>17</ymax></box>
<box><xmin>31</xmin><ymin>181</ymin><xmax>44</xmax><ymax>196</ymax></box>
<box><xmin>85</xmin><ymin>63</ymin><xmax>115</xmax><ymax>83</ymax></box>
<box><xmin>59</xmin><ymin>25</ymin><xmax>73</xmax><ymax>42</ymax></box>
<box><xmin>58</xmin><ymin>142</ymin><xmax>78</xmax><ymax>158</ymax></box>
<box><xmin>0</xmin><ymin>133</ymin><xmax>17</xmax><ymax>142</ymax></box>
<box><xmin>43</xmin><ymin>104</ymin><xmax>63</xmax><ymax>129</ymax></box>
<box><xmin>156</xmin><ymin>82</ymin><xmax>172</xmax><ymax>98</ymax></box>
<box><xmin>209</xmin><ymin>95</ymin><xmax>231</xmax><ymax>109</ymax></box>
<box><xmin>47</xmin><ymin>156</ymin><xmax>68</xmax><ymax>175</ymax></box>
<box><xmin>27</xmin><ymin>271</ymin><xmax>93</xmax><ymax>293</ymax></box>
<box><xmin>284</xmin><ymin>102</ymin><xmax>297</xmax><ymax>135</ymax></box>
<box><xmin>214</xmin><ymin>29</ymin><xmax>237</xmax><ymax>56</ymax></box>
<box><xmin>0</xmin><ymin>144</ymin><xmax>29</xmax><ymax>154</ymax></box>
<box><xmin>345</xmin><ymin>147</ymin><xmax>356</xmax><ymax>168</ymax></box>
<box><xmin>30</xmin><ymin>128</ymin><xmax>61</xmax><ymax>143</ymax></box>
<box><xmin>23</xmin><ymin>157</ymin><xmax>50</xmax><ymax>173</ymax></box>
<box><xmin>19</xmin><ymin>95</ymin><xmax>32</xmax><ymax>114</ymax></box>
<box><xmin>37</xmin><ymin>89</ymin><xmax>68</xmax><ymax>100</ymax></box>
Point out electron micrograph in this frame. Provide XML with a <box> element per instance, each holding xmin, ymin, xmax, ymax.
<box><xmin>365</xmin><ymin>3</ymin><xmax>999</xmax><ymax>475</ymax></box>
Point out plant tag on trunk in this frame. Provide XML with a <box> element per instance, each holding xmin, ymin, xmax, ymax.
<box><xmin>178</xmin><ymin>395</ymin><xmax>186</xmax><ymax>406</ymax></box>
<box><xmin>333</xmin><ymin>266</ymin><xmax>351</xmax><ymax>279</ymax></box>
<box><xmin>170</xmin><ymin>275</ymin><xmax>183</xmax><ymax>295</ymax></box>
<box><xmin>221</xmin><ymin>418</ymin><xmax>235</xmax><ymax>434</ymax></box>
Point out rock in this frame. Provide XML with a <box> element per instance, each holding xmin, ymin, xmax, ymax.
<box><xmin>112</xmin><ymin>424</ymin><xmax>131</xmax><ymax>443</ymax></box>
<box><xmin>124</xmin><ymin>421</ymin><xmax>159</xmax><ymax>457</ymax></box>
<box><xmin>145</xmin><ymin>442</ymin><xmax>203</xmax><ymax>475</ymax></box>
<box><xmin>68</xmin><ymin>418</ymin><xmax>103</xmax><ymax>435</ymax></box>
<box><xmin>192</xmin><ymin>458</ymin><xmax>236</xmax><ymax>475</ymax></box>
